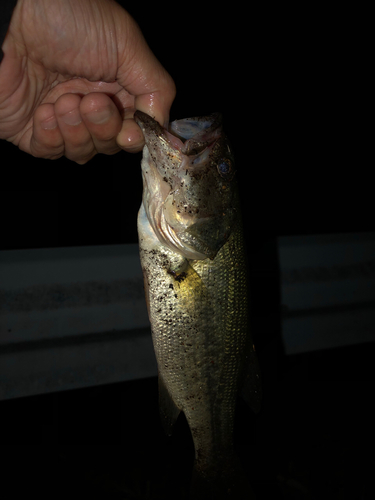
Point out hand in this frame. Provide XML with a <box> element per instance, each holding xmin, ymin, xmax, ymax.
<box><xmin>0</xmin><ymin>0</ymin><xmax>175</xmax><ymax>163</ymax></box>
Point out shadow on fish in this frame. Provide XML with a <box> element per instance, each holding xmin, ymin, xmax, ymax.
<box><xmin>135</xmin><ymin>110</ymin><xmax>262</xmax><ymax>499</ymax></box>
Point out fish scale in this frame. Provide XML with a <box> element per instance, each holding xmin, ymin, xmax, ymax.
<box><xmin>140</xmin><ymin>216</ymin><xmax>245</xmax><ymax>455</ymax></box>
<box><xmin>135</xmin><ymin>111</ymin><xmax>261</xmax><ymax>499</ymax></box>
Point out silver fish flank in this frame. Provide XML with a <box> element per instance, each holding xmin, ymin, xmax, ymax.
<box><xmin>135</xmin><ymin>110</ymin><xmax>261</xmax><ymax>499</ymax></box>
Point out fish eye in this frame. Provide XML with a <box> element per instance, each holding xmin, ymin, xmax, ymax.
<box><xmin>217</xmin><ymin>158</ymin><xmax>234</xmax><ymax>178</ymax></box>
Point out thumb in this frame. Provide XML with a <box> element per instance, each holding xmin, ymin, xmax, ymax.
<box><xmin>116</xmin><ymin>14</ymin><xmax>175</xmax><ymax>151</ymax></box>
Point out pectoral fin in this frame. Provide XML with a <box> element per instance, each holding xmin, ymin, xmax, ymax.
<box><xmin>158</xmin><ymin>372</ymin><xmax>181</xmax><ymax>436</ymax></box>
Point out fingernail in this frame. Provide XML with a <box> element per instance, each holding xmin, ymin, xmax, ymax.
<box><xmin>117</xmin><ymin>134</ymin><xmax>144</xmax><ymax>152</ymax></box>
<box><xmin>85</xmin><ymin>106</ymin><xmax>112</xmax><ymax>124</ymax></box>
<box><xmin>41</xmin><ymin>115</ymin><xmax>58</xmax><ymax>130</ymax></box>
<box><xmin>61</xmin><ymin>109</ymin><xmax>82</xmax><ymax>126</ymax></box>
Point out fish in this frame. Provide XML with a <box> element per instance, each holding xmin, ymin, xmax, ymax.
<box><xmin>134</xmin><ymin>110</ymin><xmax>261</xmax><ymax>499</ymax></box>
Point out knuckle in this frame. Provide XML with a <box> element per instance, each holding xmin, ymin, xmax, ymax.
<box><xmin>29</xmin><ymin>140</ymin><xmax>64</xmax><ymax>160</ymax></box>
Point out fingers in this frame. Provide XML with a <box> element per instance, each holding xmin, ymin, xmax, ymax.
<box><xmin>30</xmin><ymin>93</ymin><xmax>122</xmax><ymax>163</ymax></box>
<box><xmin>115</xmin><ymin>49</ymin><xmax>176</xmax><ymax>152</ymax></box>
<box><xmin>134</xmin><ymin>78</ymin><xmax>176</xmax><ymax>129</ymax></box>
<box><xmin>80</xmin><ymin>93</ymin><xmax>122</xmax><ymax>156</ymax></box>
<box><xmin>28</xmin><ymin>102</ymin><xmax>65</xmax><ymax>160</ymax></box>
<box><xmin>29</xmin><ymin>81</ymin><xmax>175</xmax><ymax>162</ymax></box>
<box><xmin>115</xmin><ymin>81</ymin><xmax>176</xmax><ymax>153</ymax></box>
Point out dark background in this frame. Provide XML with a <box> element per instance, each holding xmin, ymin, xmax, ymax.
<box><xmin>0</xmin><ymin>2</ymin><xmax>371</xmax><ymax>250</ymax></box>
<box><xmin>1</xmin><ymin>2</ymin><xmax>374</xmax><ymax>499</ymax></box>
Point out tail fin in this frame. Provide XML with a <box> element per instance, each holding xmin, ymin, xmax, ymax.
<box><xmin>189</xmin><ymin>453</ymin><xmax>256</xmax><ymax>500</ymax></box>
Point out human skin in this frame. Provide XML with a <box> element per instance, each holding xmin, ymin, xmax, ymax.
<box><xmin>0</xmin><ymin>0</ymin><xmax>176</xmax><ymax>163</ymax></box>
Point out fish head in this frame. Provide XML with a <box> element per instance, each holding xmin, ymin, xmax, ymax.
<box><xmin>135</xmin><ymin>111</ymin><xmax>239</xmax><ymax>260</ymax></box>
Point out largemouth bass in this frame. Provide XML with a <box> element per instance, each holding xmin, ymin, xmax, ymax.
<box><xmin>135</xmin><ymin>110</ymin><xmax>261</xmax><ymax>499</ymax></box>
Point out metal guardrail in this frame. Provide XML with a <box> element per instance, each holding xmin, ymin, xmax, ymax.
<box><xmin>279</xmin><ymin>232</ymin><xmax>375</xmax><ymax>354</ymax></box>
<box><xmin>0</xmin><ymin>244</ymin><xmax>155</xmax><ymax>400</ymax></box>
<box><xmin>1</xmin><ymin>233</ymin><xmax>374</xmax><ymax>400</ymax></box>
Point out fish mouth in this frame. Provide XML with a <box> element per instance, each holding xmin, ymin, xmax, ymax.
<box><xmin>168</xmin><ymin>112</ymin><xmax>222</xmax><ymax>155</ymax></box>
<box><xmin>134</xmin><ymin>110</ymin><xmax>222</xmax><ymax>155</ymax></box>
